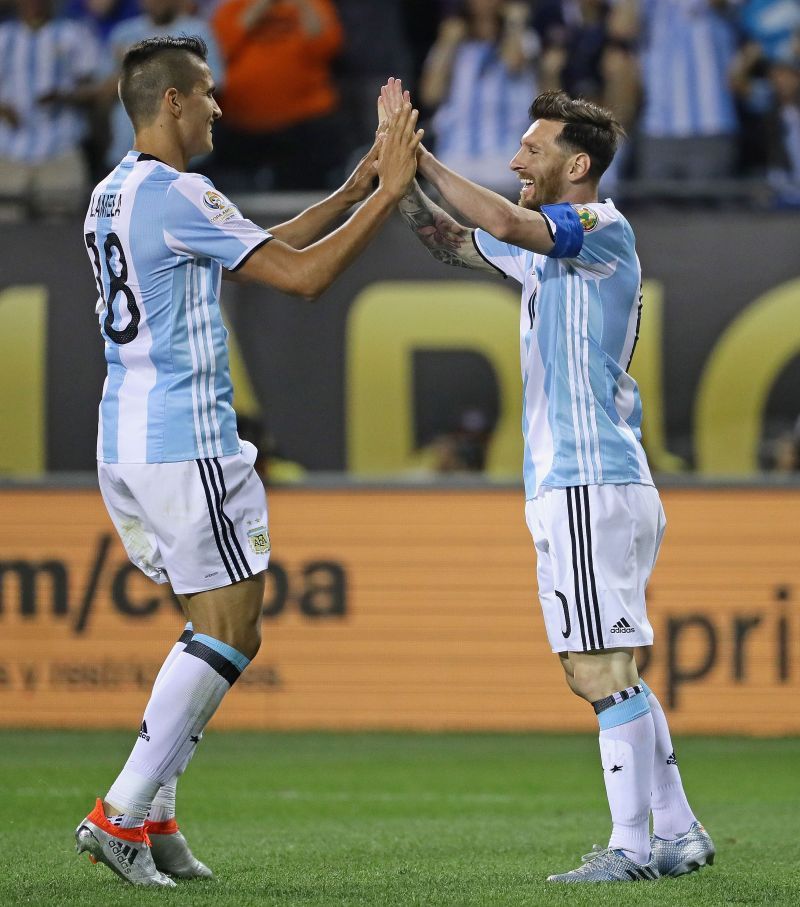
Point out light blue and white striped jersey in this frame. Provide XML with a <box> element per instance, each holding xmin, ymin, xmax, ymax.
<box><xmin>84</xmin><ymin>152</ymin><xmax>272</xmax><ymax>464</ymax></box>
<box><xmin>431</xmin><ymin>38</ymin><xmax>539</xmax><ymax>193</ymax></box>
<box><xmin>474</xmin><ymin>201</ymin><xmax>653</xmax><ymax>499</ymax></box>
<box><xmin>0</xmin><ymin>19</ymin><xmax>100</xmax><ymax>162</ymax></box>
<box><xmin>640</xmin><ymin>0</ymin><xmax>738</xmax><ymax>137</ymax></box>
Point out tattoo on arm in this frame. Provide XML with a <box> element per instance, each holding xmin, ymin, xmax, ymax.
<box><xmin>397</xmin><ymin>183</ymin><xmax>499</xmax><ymax>275</ymax></box>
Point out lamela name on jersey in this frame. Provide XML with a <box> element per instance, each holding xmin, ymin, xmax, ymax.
<box><xmin>90</xmin><ymin>192</ymin><xmax>123</xmax><ymax>218</ymax></box>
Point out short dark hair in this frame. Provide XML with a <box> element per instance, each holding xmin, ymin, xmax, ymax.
<box><xmin>529</xmin><ymin>90</ymin><xmax>625</xmax><ymax>180</ymax></box>
<box><xmin>119</xmin><ymin>35</ymin><xmax>209</xmax><ymax>130</ymax></box>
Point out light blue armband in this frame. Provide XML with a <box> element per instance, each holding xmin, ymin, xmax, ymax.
<box><xmin>540</xmin><ymin>203</ymin><xmax>584</xmax><ymax>258</ymax></box>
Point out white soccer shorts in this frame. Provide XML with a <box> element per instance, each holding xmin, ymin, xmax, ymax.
<box><xmin>525</xmin><ymin>483</ymin><xmax>666</xmax><ymax>653</ymax></box>
<box><xmin>98</xmin><ymin>441</ymin><xmax>270</xmax><ymax>595</ymax></box>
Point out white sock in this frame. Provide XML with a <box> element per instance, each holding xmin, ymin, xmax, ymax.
<box><xmin>594</xmin><ymin>686</ymin><xmax>654</xmax><ymax>865</ymax></box>
<box><xmin>148</xmin><ymin>780</ymin><xmax>177</xmax><ymax>823</ymax></box>
<box><xmin>641</xmin><ymin>680</ymin><xmax>697</xmax><ymax>839</ymax></box>
<box><xmin>106</xmin><ymin>633</ymin><xmax>249</xmax><ymax>822</ymax></box>
<box><xmin>152</xmin><ymin>623</ymin><xmax>194</xmax><ymax>692</ymax></box>
<box><xmin>147</xmin><ymin>729</ymin><xmax>204</xmax><ymax>824</ymax></box>
<box><xmin>146</xmin><ymin>623</ymin><xmax>195</xmax><ymax>823</ymax></box>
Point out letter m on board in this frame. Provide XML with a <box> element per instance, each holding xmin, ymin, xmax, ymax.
<box><xmin>0</xmin><ymin>561</ymin><xmax>68</xmax><ymax>618</ymax></box>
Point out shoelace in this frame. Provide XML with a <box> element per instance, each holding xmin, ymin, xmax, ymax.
<box><xmin>580</xmin><ymin>845</ymin><xmax>610</xmax><ymax>864</ymax></box>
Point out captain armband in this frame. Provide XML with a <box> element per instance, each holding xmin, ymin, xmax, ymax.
<box><xmin>540</xmin><ymin>203</ymin><xmax>584</xmax><ymax>258</ymax></box>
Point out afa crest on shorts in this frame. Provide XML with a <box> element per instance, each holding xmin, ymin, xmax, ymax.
<box><xmin>247</xmin><ymin>526</ymin><xmax>270</xmax><ymax>555</ymax></box>
<box><xmin>576</xmin><ymin>207</ymin><xmax>599</xmax><ymax>231</ymax></box>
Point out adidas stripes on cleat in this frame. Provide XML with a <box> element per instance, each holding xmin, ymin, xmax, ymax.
<box><xmin>146</xmin><ymin>818</ymin><xmax>214</xmax><ymax>879</ymax></box>
<box><xmin>651</xmin><ymin>821</ymin><xmax>716</xmax><ymax>877</ymax></box>
<box><xmin>547</xmin><ymin>845</ymin><xmax>660</xmax><ymax>883</ymax></box>
<box><xmin>75</xmin><ymin>799</ymin><xmax>176</xmax><ymax>888</ymax></box>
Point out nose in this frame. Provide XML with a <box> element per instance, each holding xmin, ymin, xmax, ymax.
<box><xmin>509</xmin><ymin>149</ymin><xmax>523</xmax><ymax>172</ymax></box>
<box><xmin>212</xmin><ymin>99</ymin><xmax>222</xmax><ymax>119</ymax></box>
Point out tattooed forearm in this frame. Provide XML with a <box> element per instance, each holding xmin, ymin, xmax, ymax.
<box><xmin>397</xmin><ymin>182</ymin><xmax>499</xmax><ymax>274</ymax></box>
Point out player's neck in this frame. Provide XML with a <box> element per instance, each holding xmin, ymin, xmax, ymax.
<box><xmin>133</xmin><ymin>129</ymin><xmax>188</xmax><ymax>172</ymax></box>
<box><xmin>557</xmin><ymin>185</ymin><xmax>599</xmax><ymax>206</ymax></box>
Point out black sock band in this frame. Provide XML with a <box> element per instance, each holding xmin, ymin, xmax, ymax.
<box><xmin>592</xmin><ymin>684</ymin><xmax>644</xmax><ymax>715</ymax></box>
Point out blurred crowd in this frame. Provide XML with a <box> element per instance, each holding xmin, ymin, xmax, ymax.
<box><xmin>0</xmin><ymin>0</ymin><xmax>799</xmax><ymax>218</ymax></box>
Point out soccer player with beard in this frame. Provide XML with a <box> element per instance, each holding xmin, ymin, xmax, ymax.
<box><xmin>383</xmin><ymin>79</ymin><xmax>715</xmax><ymax>883</ymax></box>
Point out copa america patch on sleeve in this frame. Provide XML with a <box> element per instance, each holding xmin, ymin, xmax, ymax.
<box><xmin>203</xmin><ymin>189</ymin><xmax>239</xmax><ymax>224</ymax></box>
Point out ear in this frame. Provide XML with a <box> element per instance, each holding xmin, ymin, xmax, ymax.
<box><xmin>165</xmin><ymin>87</ymin><xmax>181</xmax><ymax>119</ymax></box>
<box><xmin>568</xmin><ymin>152</ymin><xmax>591</xmax><ymax>182</ymax></box>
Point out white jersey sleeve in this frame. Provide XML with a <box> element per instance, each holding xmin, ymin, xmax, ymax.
<box><xmin>164</xmin><ymin>174</ymin><xmax>273</xmax><ymax>271</ymax></box>
<box><xmin>566</xmin><ymin>203</ymin><xmax>627</xmax><ymax>279</ymax></box>
<box><xmin>472</xmin><ymin>228</ymin><xmax>531</xmax><ymax>285</ymax></box>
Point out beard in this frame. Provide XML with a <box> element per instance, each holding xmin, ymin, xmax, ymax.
<box><xmin>517</xmin><ymin>168</ymin><xmax>564</xmax><ymax>210</ymax></box>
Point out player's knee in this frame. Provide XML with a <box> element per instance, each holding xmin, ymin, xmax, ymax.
<box><xmin>571</xmin><ymin>663</ymin><xmax>621</xmax><ymax>703</ymax></box>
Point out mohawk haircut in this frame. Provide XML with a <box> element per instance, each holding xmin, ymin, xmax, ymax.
<box><xmin>529</xmin><ymin>91</ymin><xmax>625</xmax><ymax>180</ymax></box>
<box><xmin>119</xmin><ymin>35</ymin><xmax>209</xmax><ymax>130</ymax></box>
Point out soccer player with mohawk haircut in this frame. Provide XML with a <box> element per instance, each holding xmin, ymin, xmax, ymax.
<box><xmin>383</xmin><ymin>77</ymin><xmax>715</xmax><ymax>884</ymax></box>
<box><xmin>74</xmin><ymin>36</ymin><xmax>422</xmax><ymax>887</ymax></box>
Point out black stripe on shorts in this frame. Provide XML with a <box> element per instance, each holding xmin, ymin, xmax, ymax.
<box><xmin>211</xmin><ymin>457</ymin><xmax>252</xmax><ymax>579</ymax></box>
<box><xmin>197</xmin><ymin>457</ymin><xmax>253</xmax><ymax>584</ymax></box>
<box><xmin>565</xmin><ymin>487</ymin><xmax>588</xmax><ymax>650</ymax></box>
<box><xmin>567</xmin><ymin>486</ymin><xmax>605</xmax><ymax>651</ymax></box>
<box><xmin>195</xmin><ymin>458</ymin><xmax>238</xmax><ymax>584</ymax></box>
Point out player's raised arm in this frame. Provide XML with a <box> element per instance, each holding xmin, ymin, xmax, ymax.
<box><xmin>417</xmin><ymin>148</ymin><xmax>557</xmax><ymax>254</ymax></box>
<box><xmin>397</xmin><ymin>181</ymin><xmax>501</xmax><ymax>274</ymax></box>
<box><xmin>236</xmin><ymin>103</ymin><xmax>422</xmax><ymax>298</ymax></box>
<box><xmin>380</xmin><ymin>78</ymin><xmax>558</xmax><ymax>256</ymax></box>
<box><xmin>265</xmin><ymin>140</ymin><xmax>381</xmax><ymax>249</ymax></box>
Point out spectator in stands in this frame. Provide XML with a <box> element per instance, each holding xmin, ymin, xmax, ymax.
<box><xmin>771</xmin><ymin>416</ymin><xmax>800</xmax><ymax>471</ymax></box>
<box><xmin>211</xmin><ymin>0</ymin><xmax>346</xmax><ymax>190</ymax></box>
<box><xmin>739</xmin><ymin>0</ymin><xmax>800</xmax><ymax>64</ymax></box>
<box><xmin>764</xmin><ymin>56</ymin><xmax>800</xmax><ymax>203</ymax></box>
<box><xmin>0</xmin><ymin>0</ymin><xmax>101</xmax><ymax>218</ymax></box>
<box><xmin>731</xmin><ymin>2</ymin><xmax>800</xmax><ymax>175</ymax></box>
<box><xmin>536</xmin><ymin>0</ymin><xmax>638</xmax><ymax>184</ymax></box>
<box><xmin>609</xmin><ymin>0</ymin><xmax>740</xmax><ymax>181</ymax></box>
<box><xmin>63</xmin><ymin>0</ymin><xmax>139</xmax><ymax>42</ymax></box>
<box><xmin>539</xmin><ymin>0</ymin><xmax>610</xmax><ymax>102</ymax></box>
<box><xmin>420</xmin><ymin>0</ymin><xmax>540</xmax><ymax>195</ymax></box>
<box><xmin>334</xmin><ymin>0</ymin><xmax>413</xmax><ymax>154</ymax></box>
<box><xmin>103</xmin><ymin>0</ymin><xmax>223</xmax><ymax>168</ymax></box>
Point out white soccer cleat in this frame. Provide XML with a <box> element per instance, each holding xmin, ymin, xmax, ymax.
<box><xmin>75</xmin><ymin>799</ymin><xmax>176</xmax><ymax>887</ymax></box>
<box><xmin>651</xmin><ymin>821</ymin><xmax>716</xmax><ymax>877</ymax></box>
<box><xmin>146</xmin><ymin>818</ymin><xmax>214</xmax><ymax>879</ymax></box>
<box><xmin>547</xmin><ymin>845</ymin><xmax>660</xmax><ymax>883</ymax></box>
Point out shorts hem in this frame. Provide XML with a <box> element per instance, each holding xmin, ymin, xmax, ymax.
<box><xmin>550</xmin><ymin>637</ymin><xmax>653</xmax><ymax>654</ymax></box>
<box><xmin>170</xmin><ymin>563</ymin><xmax>268</xmax><ymax>596</ymax></box>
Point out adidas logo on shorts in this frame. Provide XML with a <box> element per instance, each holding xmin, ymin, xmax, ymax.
<box><xmin>138</xmin><ymin>720</ymin><xmax>151</xmax><ymax>742</ymax></box>
<box><xmin>610</xmin><ymin>617</ymin><xmax>636</xmax><ymax>634</ymax></box>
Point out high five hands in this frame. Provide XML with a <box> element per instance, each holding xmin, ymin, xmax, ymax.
<box><xmin>374</xmin><ymin>88</ymin><xmax>424</xmax><ymax>200</ymax></box>
<box><xmin>379</xmin><ymin>78</ymin><xmax>430</xmax><ymax>168</ymax></box>
<box><xmin>340</xmin><ymin>83</ymin><xmax>423</xmax><ymax>204</ymax></box>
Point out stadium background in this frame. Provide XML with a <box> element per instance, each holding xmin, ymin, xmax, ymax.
<box><xmin>0</xmin><ymin>1</ymin><xmax>799</xmax><ymax>902</ymax></box>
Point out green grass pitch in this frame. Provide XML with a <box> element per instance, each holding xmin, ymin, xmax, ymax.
<box><xmin>1</xmin><ymin>730</ymin><xmax>798</xmax><ymax>906</ymax></box>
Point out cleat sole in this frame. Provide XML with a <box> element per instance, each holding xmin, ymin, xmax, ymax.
<box><xmin>667</xmin><ymin>851</ymin><xmax>715</xmax><ymax>877</ymax></box>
